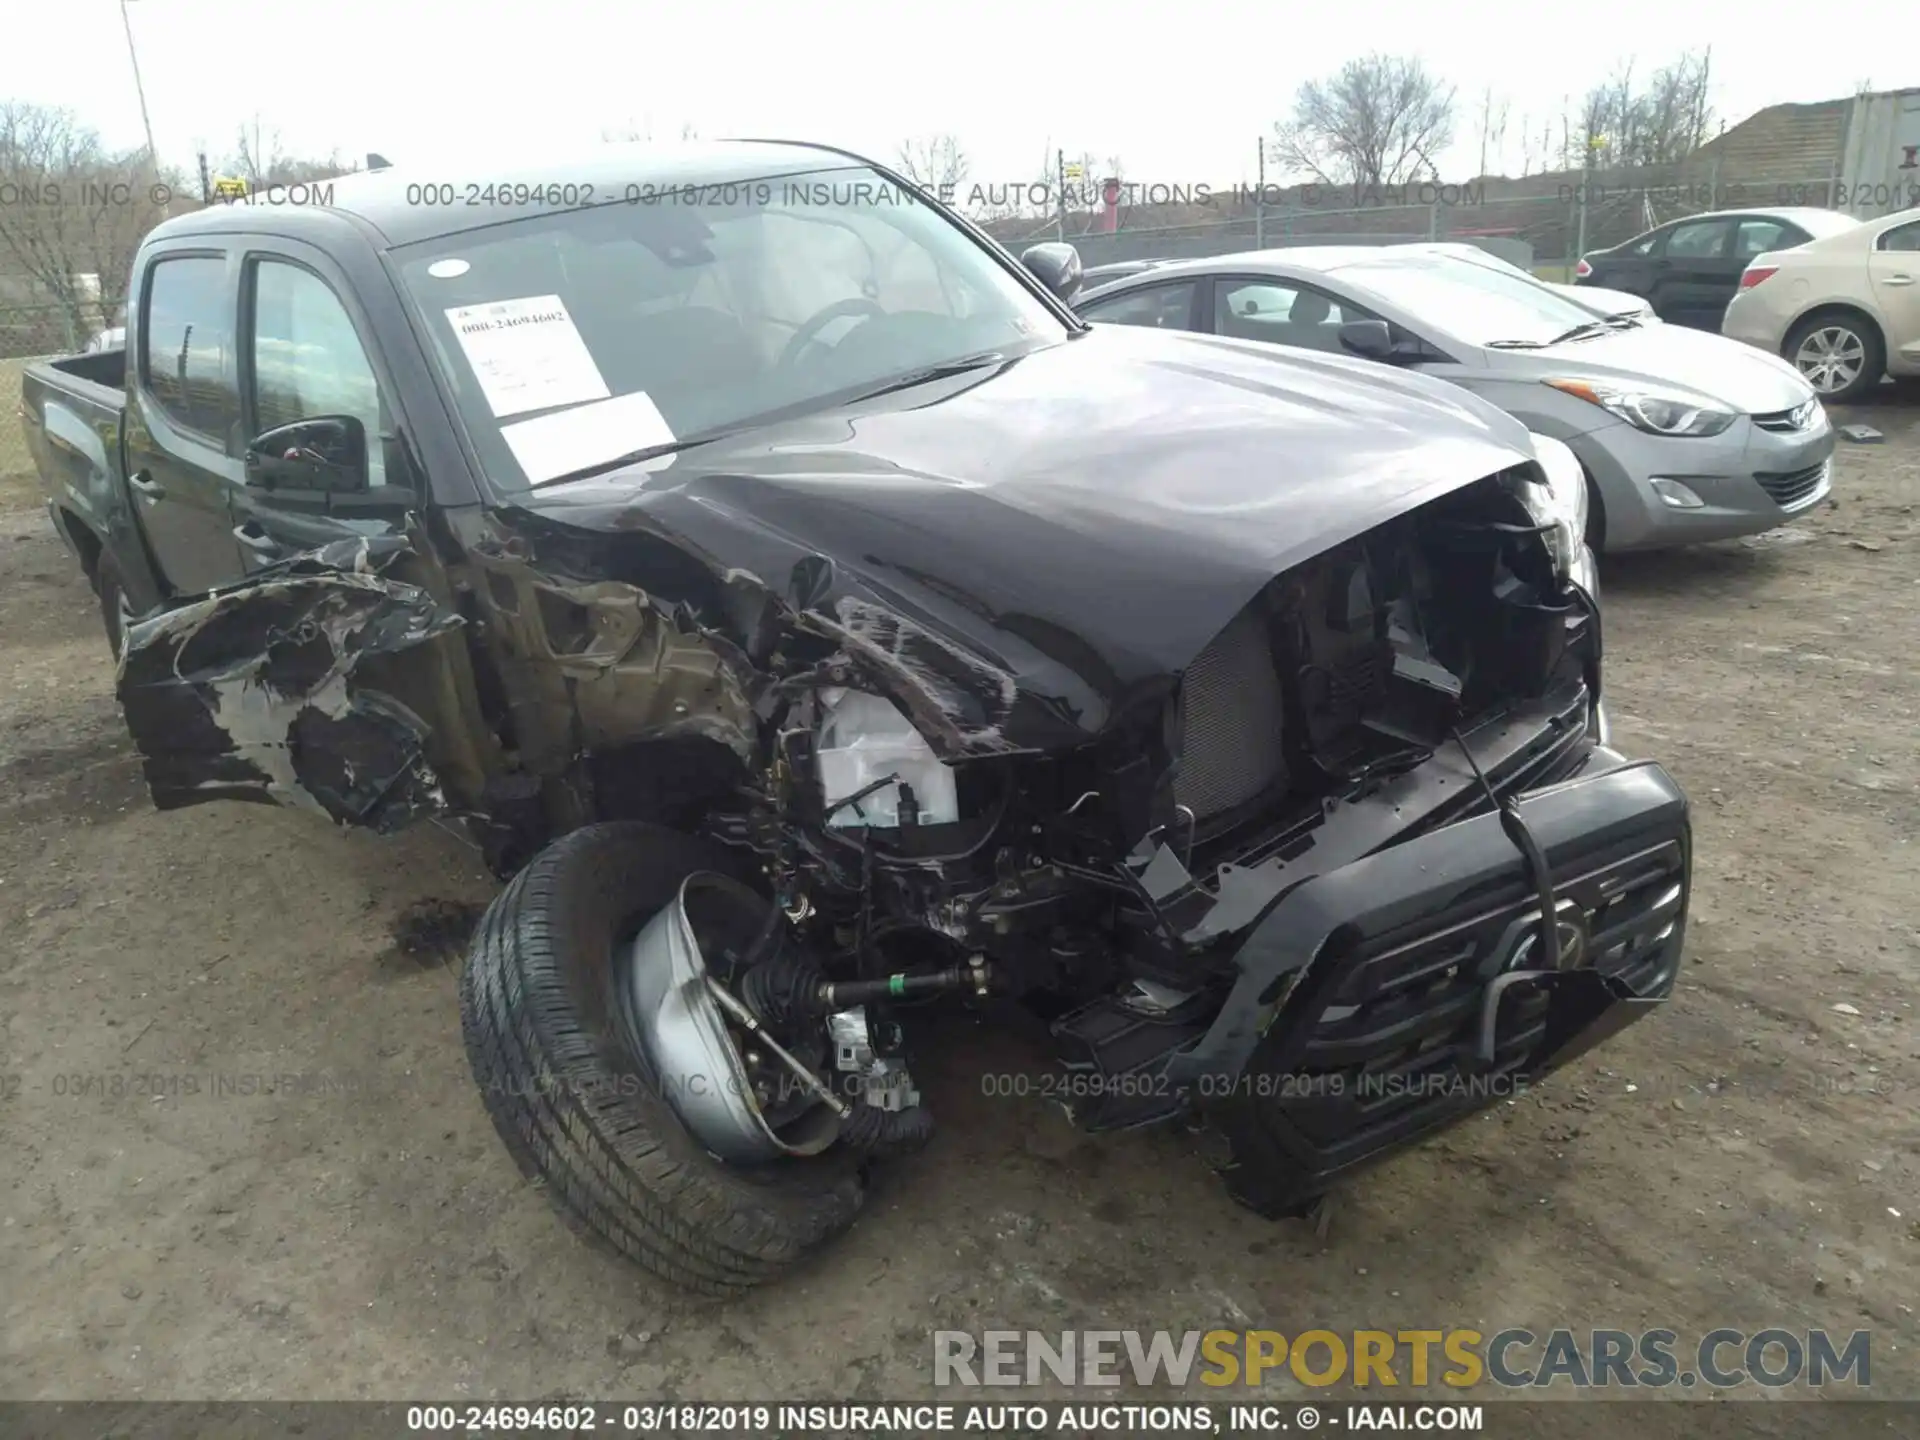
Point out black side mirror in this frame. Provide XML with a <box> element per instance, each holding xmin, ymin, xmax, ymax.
<box><xmin>245</xmin><ymin>416</ymin><xmax>370</xmax><ymax>495</ymax></box>
<box><xmin>1338</xmin><ymin>319</ymin><xmax>1397</xmax><ymax>360</ymax></box>
<box><xmin>1020</xmin><ymin>242</ymin><xmax>1083</xmax><ymax>302</ymax></box>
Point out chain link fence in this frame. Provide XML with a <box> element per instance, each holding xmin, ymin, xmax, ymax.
<box><xmin>0</xmin><ymin>301</ymin><xmax>99</xmax><ymax>360</ymax></box>
<box><xmin>0</xmin><ymin>308</ymin><xmax>99</xmax><ymax>511</ymax></box>
<box><xmin>1</xmin><ymin>355</ymin><xmax>45</xmax><ymax>511</ymax></box>
<box><xmin>987</xmin><ymin>166</ymin><xmax>1850</xmax><ymax>278</ymax></box>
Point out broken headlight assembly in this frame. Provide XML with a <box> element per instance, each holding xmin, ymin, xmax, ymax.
<box><xmin>814</xmin><ymin>688</ymin><xmax>960</xmax><ymax>829</ymax></box>
<box><xmin>1543</xmin><ymin>377</ymin><xmax>1736</xmax><ymax>437</ymax></box>
<box><xmin>1510</xmin><ymin>432</ymin><xmax>1589</xmax><ymax>585</ymax></box>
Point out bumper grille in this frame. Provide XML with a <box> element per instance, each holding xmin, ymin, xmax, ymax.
<box><xmin>1272</xmin><ymin>833</ymin><xmax>1687</xmax><ymax>1177</ymax></box>
<box><xmin>1754</xmin><ymin>460</ymin><xmax>1829</xmax><ymax>509</ymax></box>
<box><xmin>1174</xmin><ymin>604</ymin><xmax>1288</xmax><ymax>820</ymax></box>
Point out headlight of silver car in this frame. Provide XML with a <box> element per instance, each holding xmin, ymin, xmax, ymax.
<box><xmin>814</xmin><ymin>688</ymin><xmax>959</xmax><ymax>829</ymax></box>
<box><xmin>1544</xmin><ymin>377</ymin><xmax>1736</xmax><ymax>437</ymax></box>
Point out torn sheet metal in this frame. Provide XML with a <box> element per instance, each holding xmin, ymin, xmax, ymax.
<box><xmin>117</xmin><ymin>538</ymin><xmax>464</xmax><ymax>832</ymax></box>
<box><xmin>461</xmin><ymin>548</ymin><xmax>758</xmax><ymax>775</ymax></box>
<box><xmin>810</xmin><ymin>597</ymin><xmax>1023</xmax><ymax>756</ymax></box>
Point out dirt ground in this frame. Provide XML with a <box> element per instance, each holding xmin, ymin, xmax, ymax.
<box><xmin>1</xmin><ymin>395</ymin><xmax>1916</xmax><ymax>1426</ymax></box>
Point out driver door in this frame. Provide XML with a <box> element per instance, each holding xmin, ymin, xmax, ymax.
<box><xmin>230</xmin><ymin>245</ymin><xmax>414</xmax><ymax>565</ymax></box>
<box><xmin>115</xmin><ymin>240</ymin><xmax>494</xmax><ymax>834</ymax></box>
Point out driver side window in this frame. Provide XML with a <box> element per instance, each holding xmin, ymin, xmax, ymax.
<box><xmin>1662</xmin><ymin>220</ymin><xmax>1730</xmax><ymax>258</ymax></box>
<box><xmin>1078</xmin><ymin>281</ymin><xmax>1197</xmax><ymax>330</ymax></box>
<box><xmin>1213</xmin><ymin>278</ymin><xmax>1375</xmax><ymax>353</ymax></box>
<box><xmin>249</xmin><ymin>259</ymin><xmax>388</xmax><ymax>487</ymax></box>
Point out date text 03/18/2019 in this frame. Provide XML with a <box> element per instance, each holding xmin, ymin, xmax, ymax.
<box><xmin>402</xmin><ymin>1402</ymin><xmax>1485</xmax><ymax>1433</ymax></box>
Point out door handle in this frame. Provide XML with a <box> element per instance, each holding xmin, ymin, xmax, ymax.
<box><xmin>233</xmin><ymin>523</ymin><xmax>281</xmax><ymax>556</ymax></box>
<box><xmin>1885</xmin><ymin>274</ymin><xmax>1914</xmax><ymax>286</ymax></box>
<box><xmin>126</xmin><ymin>470</ymin><xmax>163</xmax><ymax>499</ymax></box>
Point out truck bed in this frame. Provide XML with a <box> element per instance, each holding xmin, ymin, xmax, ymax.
<box><xmin>34</xmin><ymin>348</ymin><xmax>127</xmax><ymax>406</ymax></box>
<box><xmin>20</xmin><ymin>348</ymin><xmax>130</xmax><ymax>574</ymax></box>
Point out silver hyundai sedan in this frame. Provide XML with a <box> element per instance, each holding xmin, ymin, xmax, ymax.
<box><xmin>1072</xmin><ymin>247</ymin><xmax>1835</xmax><ymax>552</ymax></box>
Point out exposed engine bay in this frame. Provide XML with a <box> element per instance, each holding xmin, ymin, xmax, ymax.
<box><xmin>607</xmin><ymin>470</ymin><xmax>1607</xmax><ymax>1165</ymax></box>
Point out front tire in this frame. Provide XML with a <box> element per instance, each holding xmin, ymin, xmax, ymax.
<box><xmin>1785</xmin><ymin>312</ymin><xmax>1884</xmax><ymax>403</ymax></box>
<box><xmin>459</xmin><ymin>822</ymin><xmax>865</xmax><ymax>1295</ymax></box>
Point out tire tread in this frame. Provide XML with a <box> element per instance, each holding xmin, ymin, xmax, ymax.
<box><xmin>458</xmin><ymin>823</ymin><xmax>863</xmax><ymax>1296</ymax></box>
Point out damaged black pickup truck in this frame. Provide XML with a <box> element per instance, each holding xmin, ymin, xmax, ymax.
<box><xmin>23</xmin><ymin>141</ymin><xmax>1690</xmax><ymax>1294</ymax></box>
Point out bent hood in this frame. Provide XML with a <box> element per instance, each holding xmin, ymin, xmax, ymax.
<box><xmin>504</xmin><ymin>326</ymin><xmax>1537</xmax><ymax>754</ymax></box>
<box><xmin>1518</xmin><ymin>322</ymin><xmax>1812</xmax><ymax>412</ymax></box>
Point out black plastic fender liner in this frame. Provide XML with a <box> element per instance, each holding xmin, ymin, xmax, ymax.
<box><xmin>1165</xmin><ymin>754</ymin><xmax>1691</xmax><ymax>1088</ymax></box>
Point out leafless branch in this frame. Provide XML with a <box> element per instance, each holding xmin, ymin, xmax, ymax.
<box><xmin>895</xmin><ymin>135</ymin><xmax>970</xmax><ymax>198</ymax></box>
<box><xmin>0</xmin><ymin>101</ymin><xmax>180</xmax><ymax>347</ymax></box>
<box><xmin>1567</xmin><ymin>49</ymin><xmax>1716</xmax><ymax>168</ymax></box>
<box><xmin>1269</xmin><ymin>54</ymin><xmax>1456</xmax><ymax>188</ymax></box>
<box><xmin>224</xmin><ymin>115</ymin><xmax>356</xmax><ymax>188</ymax></box>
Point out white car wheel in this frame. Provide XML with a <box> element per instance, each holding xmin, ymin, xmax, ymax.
<box><xmin>1786</xmin><ymin>316</ymin><xmax>1883</xmax><ymax>403</ymax></box>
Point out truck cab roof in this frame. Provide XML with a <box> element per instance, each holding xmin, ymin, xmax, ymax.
<box><xmin>147</xmin><ymin>139</ymin><xmax>873</xmax><ymax>250</ymax></box>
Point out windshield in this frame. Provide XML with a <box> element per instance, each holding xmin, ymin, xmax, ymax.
<box><xmin>1339</xmin><ymin>256</ymin><xmax>1606</xmax><ymax>346</ymax></box>
<box><xmin>392</xmin><ymin>166</ymin><xmax>1069</xmax><ymax>488</ymax></box>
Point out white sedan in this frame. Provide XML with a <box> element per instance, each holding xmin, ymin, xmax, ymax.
<box><xmin>1721</xmin><ymin>206</ymin><xmax>1920</xmax><ymax>402</ymax></box>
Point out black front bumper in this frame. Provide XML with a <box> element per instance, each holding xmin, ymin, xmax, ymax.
<box><xmin>1168</xmin><ymin>748</ymin><xmax>1690</xmax><ymax>1214</ymax></box>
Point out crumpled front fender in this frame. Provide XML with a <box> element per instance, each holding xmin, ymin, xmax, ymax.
<box><xmin>116</xmin><ymin>538</ymin><xmax>464</xmax><ymax>832</ymax></box>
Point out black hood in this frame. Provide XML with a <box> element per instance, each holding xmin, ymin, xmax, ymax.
<box><xmin>503</xmin><ymin>325</ymin><xmax>1537</xmax><ymax>754</ymax></box>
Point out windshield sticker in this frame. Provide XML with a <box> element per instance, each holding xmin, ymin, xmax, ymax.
<box><xmin>501</xmin><ymin>391</ymin><xmax>677</xmax><ymax>486</ymax></box>
<box><xmin>427</xmin><ymin>258</ymin><xmax>471</xmax><ymax>279</ymax></box>
<box><xmin>444</xmin><ymin>294</ymin><xmax>610</xmax><ymax>418</ymax></box>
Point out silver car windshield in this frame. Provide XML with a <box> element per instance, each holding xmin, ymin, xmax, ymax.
<box><xmin>393</xmin><ymin>167</ymin><xmax>1068</xmax><ymax>489</ymax></box>
<box><xmin>1339</xmin><ymin>258</ymin><xmax>1606</xmax><ymax>347</ymax></box>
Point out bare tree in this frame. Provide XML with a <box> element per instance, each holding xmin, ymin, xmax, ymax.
<box><xmin>895</xmin><ymin>134</ymin><xmax>970</xmax><ymax>198</ymax></box>
<box><xmin>1639</xmin><ymin>48</ymin><xmax>1713</xmax><ymax>164</ymax></box>
<box><xmin>965</xmin><ymin>146</ymin><xmax>1058</xmax><ymax>226</ymax></box>
<box><xmin>602</xmin><ymin>119</ymin><xmax>699</xmax><ymax>142</ymax></box>
<box><xmin>225</xmin><ymin>116</ymin><xmax>355</xmax><ymax>188</ymax></box>
<box><xmin>1572</xmin><ymin>76</ymin><xmax>1617</xmax><ymax>168</ymax></box>
<box><xmin>1270</xmin><ymin>54</ymin><xmax>1456</xmax><ymax>188</ymax></box>
<box><xmin>0</xmin><ymin>102</ymin><xmax>180</xmax><ymax>347</ymax></box>
<box><xmin>1475</xmin><ymin>86</ymin><xmax>1511</xmax><ymax>178</ymax></box>
<box><xmin>1566</xmin><ymin>49</ymin><xmax>1715</xmax><ymax>169</ymax></box>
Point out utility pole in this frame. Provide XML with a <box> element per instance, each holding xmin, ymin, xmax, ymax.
<box><xmin>121</xmin><ymin>0</ymin><xmax>159</xmax><ymax>164</ymax></box>
<box><xmin>1256</xmin><ymin>137</ymin><xmax>1266</xmax><ymax>249</ymax></box>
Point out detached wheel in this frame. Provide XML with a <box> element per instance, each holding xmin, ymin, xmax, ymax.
<box><xmin>459</xmin><ymin>822</ymin><xmax>865</xmax><ymax>1295</ymax></box>
<box><xmin>1785</xmin><ymin>313</ymin><xmax>1884</xmax><ymax>403</ymax></box>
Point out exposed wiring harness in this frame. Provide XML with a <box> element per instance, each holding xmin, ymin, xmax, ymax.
<box><xmin>1452</xmin><ymin>724</ymin><xmax>1560</xmax><ymax>974</ymax></box>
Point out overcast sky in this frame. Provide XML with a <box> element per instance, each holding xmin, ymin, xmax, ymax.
<box><xmin>1</xmin><ymin>0</ymin><xmax>1898</xmax><ymax>188</ymax></box>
